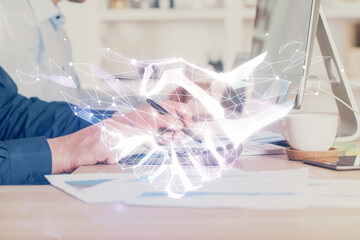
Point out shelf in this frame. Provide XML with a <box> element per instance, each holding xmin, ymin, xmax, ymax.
<box><xmin>99</xmin><ymin>7</ymin><xmax>360</xmax><ymax>23</ymax></box>
<box><xmin>323</xmin><ymin>3</ymin><xmax>360</xmax><ymax>20</ymax></box>
<box><xmin>325</xmin><ymin>10</ymin><xmax>360</xmax><ymax>20</ymax></box>
<box><xmin>99</xmin><ymin>9</ymin><xmax>226</xmax><ymax>22</ymax></box>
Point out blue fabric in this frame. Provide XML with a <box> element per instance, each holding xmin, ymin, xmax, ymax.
<box><xmin>0</xmin><ymin>66</ymin><xmax>94</xmax><ymax>185</ymax></box>
<box><xmin>3</xmin><ymin>137</ymin><xmax>51</xmax><ymax>184</ymax></box>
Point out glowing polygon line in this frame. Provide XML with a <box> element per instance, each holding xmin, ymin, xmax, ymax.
<box><xmin>16</xmin><ymin>66</ymin><xmax>39</xmax><ymax>85</ymax></box>
<box><xmin>204</xmin><ymin>132</ymin><xmax>225</xmax><ymax>166</ymax></box>
<box><xmin>279</xmin><ymin>40</ymin><xmax>303</xmax><ymax>54</ymax></box>
<box><xmin>311</xmin><ymin>56</ymin><xmax>331</xmax><ymax>64</ymax></box>
<box><xmin>40</xmin><ymin>75</ymin><xmax>77</xmax><ymax>88</ymax></box>
<box><xmin>145</xmin><ymin>68</ymin><xmax>224</xmax><ymax>119</ymax></box>
<box><xmin>43</xmin><ymin>59</ymin><xmax>77</xmax><ymax>88</ymax></box>
<box><xmin>220</xmin><ymin>51</ymin><xmax>268</xmax><ymax>89</ymax></box>
<box><xmin>291</xmin><ymin>73</ymin><xmax>322</xmax><ymax>96</ymax></box>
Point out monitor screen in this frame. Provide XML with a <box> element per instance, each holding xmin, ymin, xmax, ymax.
<box><xmin>250</xmin><ymin>0</ymin><xmax>316</xmax><ymax>106</ymax></box>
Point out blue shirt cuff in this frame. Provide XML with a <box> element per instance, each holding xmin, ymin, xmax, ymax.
<box><xmin>4</xmin><ymin>136</ymin><xmax>52</xmax><ymax>185</ymax></box>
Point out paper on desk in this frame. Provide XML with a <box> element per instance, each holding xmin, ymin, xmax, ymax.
<box><xmin>307</xmin><ymin>179</ymin><xmax>360</xmax><ymax>208</ymax></box>
<box><xmin>246</xmin><ymin>131</ymin><xmax>285</xmax><ymax>144</ymax></box>
<box><xmin>125</xmin><ymin>168</ymin><xmax>309</xmax><ymax>209</ymax></box>
<box><xmin>242</xmin><ymin>131</ymin><xmax>286</xmax><ymax>156</ymax></box>
<box><xmin>242</xmin><ymin>143</ymin><xmax>286</xmax><ymax>156</ymax></box>
<box><xmin>47</xmin><ymin>168</ymin><xmax>309</xmax><ymax>209</ymax></box>
<box><xmin>45</xmin><ymin>173</ymin><xmax>146</xmax><ymax>203</ymax></box>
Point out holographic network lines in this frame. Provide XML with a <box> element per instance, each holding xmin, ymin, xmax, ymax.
<box><xmin>17</xmin><ymin>41</ymin><xmax>328</xmax><ymax>198</ymax></box>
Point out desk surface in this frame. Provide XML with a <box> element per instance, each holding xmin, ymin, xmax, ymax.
<box><xmin>2</xmin><ymin>154</ymin><xmax>360</xmax><ymax>240</ymax></box>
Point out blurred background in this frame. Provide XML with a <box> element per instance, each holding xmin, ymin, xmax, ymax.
<box><xmin>59</xmin><ymin>0</ymin><xmax>360</xmax><ymax>76</ymax></box>
<box><xmin>58</xmin><ymin>0</ymin><xmax>360</xmax><ymax>112</ymax></box>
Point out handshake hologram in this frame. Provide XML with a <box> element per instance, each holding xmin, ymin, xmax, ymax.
<box><xmin>17</xmin><ymin>42</ymin><xmax>326</xmax><ymax>198</ymax></box>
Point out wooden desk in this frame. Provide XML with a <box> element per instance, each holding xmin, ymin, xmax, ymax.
<box><xmin>1</xmin><ymin>154</ymin><xmax>360</xmax><ymax>240</ymax></box>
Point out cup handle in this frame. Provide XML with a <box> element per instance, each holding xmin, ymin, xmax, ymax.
<box><xmin>280</xmin><ymin>119</ymin><xmax>289</xmax><ymax>142</ymax></box>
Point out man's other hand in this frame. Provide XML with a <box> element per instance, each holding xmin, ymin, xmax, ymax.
<box><xmin>48</xmin><ymin>124</ymin><xmax>116</xmax><ymax>174</ymax></box>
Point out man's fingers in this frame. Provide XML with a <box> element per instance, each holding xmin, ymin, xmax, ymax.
<box><xmin>157</xmin><ymin>101</ymin><xmax>193</xmax><ymax>128</ymax></box>
<box><xmin>105</xmin><ymin>157</ymin><xmax>118</xmax><ymax>165</ymax></box>
<box><xmin>158</xmin><ymin>131</ymin><xmax>173</xmax><ymax>145</ymax></box>
<box><xmin>171</xmin><ymin>102</ymin><xmax>194</xmax><ymax>129</ymax></box>
<box><xmin>170</xmin><ymin>87</ymin><xmax>187</xmax><ymax>102</ymax></box>
<box><xmin>180</xmin><ymin>111</ymin><xmax>194</xmax><ymax>129</ymax></box>
<box><xmin>157</xmin><ymin>115</ymin><xmax>184</xmax><ymax>131</ymax></box>
<box><xmin>173</xmin><ymin>131</ymin><xmax>185</xmax><ymax>140</ymax></box>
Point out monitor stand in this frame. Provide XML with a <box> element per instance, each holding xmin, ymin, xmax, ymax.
<box><xmin>314</xmin><ymin>7</ymin><xmax>360</xmax><ymax>142</ymax></box>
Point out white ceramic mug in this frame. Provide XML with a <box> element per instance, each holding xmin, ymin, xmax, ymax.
<box><xmin>280</xmin><ymin>113</ymin><xmax>338</xmax><ymax>151</ymax></box>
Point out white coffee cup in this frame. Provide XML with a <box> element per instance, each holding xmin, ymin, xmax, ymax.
<box><xmin>280</xmin><ymin>113</ymin><xmax>338</xmax><ymax>151</ymax></box>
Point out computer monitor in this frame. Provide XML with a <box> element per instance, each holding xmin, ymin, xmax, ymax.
<box><xmin>250</xmin><ymin>0</ymin><xmax>360</xmax><ymax>141</ymax></box>
<box><xmin>250</xmin><ymin>0</ymin><xmax>320</xmax><ymax>108</ymax></box>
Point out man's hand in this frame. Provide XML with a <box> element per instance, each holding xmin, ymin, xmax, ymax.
<box><xmin>47</xmin><ymin>100</ymin><xmax>194</xmax><ymax>174</ymax></box>
<box><xmin>169</xmin><ymin>87</ymin><xmax>188</xmax><ymax>102</ymax></box>
<box><xmin>112</xmin><ymin>100</ymin><xmax>194</xmax><ymax>138</ymax></box>
<box><xmin>48</xmin><ymin>124</ymin><xmax>116</xmax><ymax>174</ymax></box>
<box><xmin>112</xmin><ymin>100</ymin><xmax>194</xmax><ymax>145</ymax></box>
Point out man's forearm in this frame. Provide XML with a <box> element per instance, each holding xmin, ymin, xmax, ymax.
<box><xmin>0</xmin><ymin>66</ymin><xmax>94</xmax><ymax>140</ymax></box>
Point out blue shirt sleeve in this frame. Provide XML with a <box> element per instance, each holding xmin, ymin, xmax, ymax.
<box><xmin>0</xmin><ymin>137</ymin><xmax>51</xmax><ymax>184</ymax></box>
<box><xmin>0</xmin><ymin>66</ymin><xmax>113</xmax><ymax>185</ymax></box>
<box><xmin>0</xmin><ymin>66</ymin><xmax>93</xmax><ymax>140</ymax></box>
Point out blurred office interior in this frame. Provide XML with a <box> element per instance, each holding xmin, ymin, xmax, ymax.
<box><xmin>59</xmin><ymin>0</ymin><xmax>360</xmax><ymax>113</ymax></box>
